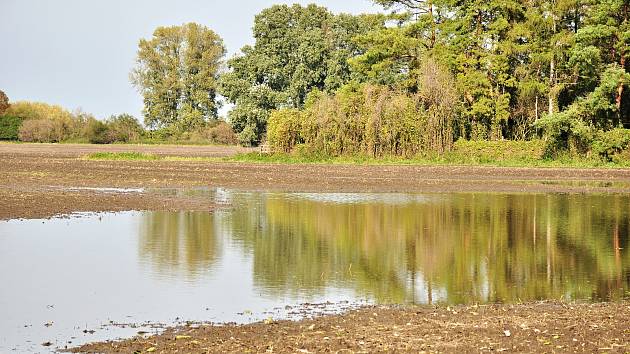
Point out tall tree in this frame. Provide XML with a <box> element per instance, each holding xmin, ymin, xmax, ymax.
<box><xmin>373</xmin><ymin>0</ymin><xmax>446</xmax><ymax>50</ymax></box>
<box><xmin>446</xmin><ymin>0</ymin><xmax>526</xmax><ymax>140</ymax></box>
<box><xmin>219</xmin><ymin>4</ymin><xmax>384</xmax><ymax>145</ymax></box>
<box><xmin>352</xmin><ymin>0</ymin><xmax>452</xmax><ymax>90</ymax></box>
<box><xmin>570</xmin><ymin>0</ymin><xmax>630</xmax><ymax>125</ymax></box>
<box><xmin>131</xmin><ymin>23</ymin><xmax>225</xmax><ymax>132</ymax></box>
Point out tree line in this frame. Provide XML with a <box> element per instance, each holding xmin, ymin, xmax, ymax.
<box><xmin>0</xmin><ymin>92</ymin><xmax>236</xmax><ymax>145</ymax></box>
<box><xmin>137</xmin><ymin>0</ymin><xmax>629</xmax><ymax>159</ymax></box>
<box><xmin>2</xmin><ymin>1</ymin><xmax>629</xmax><ymax>159</ymax></box>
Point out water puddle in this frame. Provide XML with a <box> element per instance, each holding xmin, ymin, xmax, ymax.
<box><xmin>0</xmin><ymin>190</ymin><xmax>628</xmax><ymax>352</ymax></box>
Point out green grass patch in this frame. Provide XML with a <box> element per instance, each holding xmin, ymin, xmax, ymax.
<box><xmin>85</xmin><ymin>152</ymin><xmax>163</xmax><ymax>161</ymax></box>
<box><xmin>229</xmin><ymin>139</ymin><xmax>630</xmax><ymax>168</ymax></box>
<box><xmin>83</xmin><ymin>152</ymin><xmax>224</xmax><ymax>162</ymax></box>
<box><xmin>81</xmin><ymin>139</ymin><xmax>630</xmax><ymax>168</ymax></box>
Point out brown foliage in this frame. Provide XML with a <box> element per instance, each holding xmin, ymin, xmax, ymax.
<box><xmin>0</xmin><ymin>90</ymin><xmax>9</xmax><ymax>115</ymax></box>
<box><xmin>18</xmin><ymin>119</ymin><xmax>67</xmax><ymax>143</ymax></box>
<box><xmin>202</xmin><ymin>121</ymin><xmax>238</xmax><ymax>145</ymax></box>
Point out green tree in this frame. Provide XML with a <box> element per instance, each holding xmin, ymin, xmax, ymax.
<box><xmin>352</xmin><ymin>1</ymin><xmax>452</xmax><ymax>90</ymax></box>
<box><xmin>0</xmin><ymin>115</ymin><xmax>20</xmax><ymax>140</ymax></box>
<box><xmin>131</xmin><ymin>23</ymin><xmax>225</xmax><ymax>133</ymax></box>
<box><xmin>107</xmin><ymin>113</ymin><xmax>144</xmax><ymax>142</ymax></box>
<box><xmin>446</xmin><ymin>0</ymin><xmax>526</xmax><ymax>140</ymax></box>
<box><xmin>86</xmin><ymin>118</ymin><xmax>112</xmax><ymax>144</ymax></box>
<box><xmin>219</xmin><ymin>4</ymin><xmax>384</xmax><ymax>145</ymax></box>
<box><xmin>570</xmin><ymin>0</ymin><xmax>629</xmax><ymax>123</ymax></box>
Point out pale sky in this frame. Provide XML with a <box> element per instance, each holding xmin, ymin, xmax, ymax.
<box><xmin>0</xmin><ymin>0</ymin><xmax>383</xmax><ymax>120</ymax></box>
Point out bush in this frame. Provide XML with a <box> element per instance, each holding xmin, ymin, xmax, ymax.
<box><xmin>107</xmin><ymin>114</ymin><xmax>144</xmax><ymax>143</ymax></box>
<box><xmin>202</xmin><ymin>121</ymin><xmax>238</xmax><ymax>145</ymax></box>
<box><xmin>86</xmin><ymin>119</ymin><xmax>112</xmax><ymax>144</ymax></box>
<box><xmin>267</xmin><ymin>109</ymin><xmax>303</xmax><ymax>152</ymax></box>
<box><xmin>591</xmin><ymin>129</ymin><xmax>630</xmax><ymax>162</ymax></box>
<box><xmin>9</xmin><ymin>101</ymin><xmax>80</xmax><ymax>141</ymax></box>
<box><xmin>451</xmin><ymin>139</ymin><xmax>546</xmax><ymax>163</ymax></box>
<box><xmin>238</xmin><ymin>125</ymin><xmax>258</xmax><ymax>147</ymax></box>
<box><xmin>0</xmin><ymin>115</ymin><xmax>21</xmax><ymax>140</ymax></box>
<box><xmin>18</xmin><ymin>119</ymin><xmax>66</xmax><ymax>142</ymax></box>
<box><xmin>267</xmin><ymin>80</ymin><xmax>461</xmax><ymax>158</ymax></box>
<box><xmin>0</xmin><ymin>90</ymin><xmax>9</xmax><ymax>115</ymax></box>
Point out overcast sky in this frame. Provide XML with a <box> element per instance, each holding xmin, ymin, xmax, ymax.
<box><xmin>0</xmin><ymin>0</ymin><xmax>382</xmax><ymax>119</ymax></box>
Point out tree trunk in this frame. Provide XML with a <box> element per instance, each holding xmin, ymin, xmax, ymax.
<box><xmin>429</xmin><ymin>0</ymin><xmax>436</xmax><ymax>48</ymax></box>
<box><xmin>549</xmin><ymin>13</ymin><xmax>557</xmax><ymax>116</ymax></box>
<box><xmin>616</xmin><ymin>3</ymin><xmax>628</xmax><ymax>120</ymax></box>
<box><xmin>549</xmin><ymin>56</ymin><xmax>556</xmax><ymax>116</ymax></box>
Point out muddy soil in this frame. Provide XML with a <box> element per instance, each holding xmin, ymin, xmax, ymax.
<box><xmin>2</xmin><ymin>144</ymin><xmax>630</xmax><ymax>353</ymax></box>
<box><xmin>2</xmin><ymin>143</ymin><xmax>630</xmax><ymax>220</ymax></box>
<box><xmin>70</xmin><ymin>301</ymin><xmax>630</xmax><ymax>353</ymax></box>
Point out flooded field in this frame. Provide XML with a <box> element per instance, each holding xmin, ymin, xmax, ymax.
<box><xmin>1</xmin><ymin>190</ymin><xmax>629</xmax><ymax>352</ymax></box>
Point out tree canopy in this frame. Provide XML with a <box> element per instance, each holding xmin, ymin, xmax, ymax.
<box><xmin>218</xmin><ymin>4</ymin><xmax>385</xmax><ymax>145</ymax></box>
<box><xmin>131</xmin><ymin>23</ymin><xmax>225</xmax><ymax>133</ymax></box>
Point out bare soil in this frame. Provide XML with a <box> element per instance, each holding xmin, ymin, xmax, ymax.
<box><xmin>71</xmin><ymin>301</ymin><xmax>630</xmax><ymax>353</ymax></box>
<box><xmin>2</xmin><ymin>143</ymin><xmax>630</xmax><ymax>220</ymax></box>
<box><xmin>2</xmin><ymin>143</ymin><xmax>630</xmax><ymax>353</ymax></box>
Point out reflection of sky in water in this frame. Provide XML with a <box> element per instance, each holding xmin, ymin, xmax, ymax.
<box><xmin>0</xmin><ymin>190</ymin><xmax>628</xmax><ymax>352</ymax></box>
<box><xmin>0</xmin><ymin>212</ymin><xmax>362</xmax><ymax>353</ymax></box>
<box><xmin>289</xmin><ymin>193</ymin><xmax>433</xmax><ymax>204</ymax></box>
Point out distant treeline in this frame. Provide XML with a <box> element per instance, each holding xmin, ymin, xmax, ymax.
<box><xmin>3</xmin><ymin>0</ymin><xmax>630</xmax><ymax>160</ymax></box>
<box><xmin>0</xmin><ymin>95</ymin><xmax>236</xmax><ymax>145</ymax></box>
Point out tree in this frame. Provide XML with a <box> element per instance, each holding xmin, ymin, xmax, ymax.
<box><xmin>446</xmin><ymin>0</ymin><xmax>527</xmax><ymax>140</ymax></box>
<box><xmin>570</xmin><ymin>0</ymin><xmax>629</xmax><ymax>124</ymax></box>
<box><xmin>373</xmin><ymin>0</ymin><xmax>448</xmax><ymax>50</ymax></box>
<box><xmin>5</xmin><ymin>101</ymin><xmax>79</xmax><ymax>141</ymax></box>
<box><xmin>0</xmin><ymin>90</ymin><xmax>9</xmax><ymax>115</ymax></box>
<box><xmin>86</xmin><ymin>119</ymin><xmax>112</xmax><ymax>144</ymax></box>
<box><xmin>352</xmin><ymin>1</ymin><xmax>453</xmax><ymax>90</ymax></box>
<box><xmin>107</xmin><ymin>114</ymin><xmax>144</xmax><ymax>142</ymax></box>
<box><xmin>131</xmin><ymin>23</ymin><xmax>225</xmax><ymax>133</ymax></box>
<box><xmin>219</xmin><ymin>4</ymin><xmax>385</xmax><ymax>145</ymax></box>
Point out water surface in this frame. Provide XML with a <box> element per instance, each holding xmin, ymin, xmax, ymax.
<box><xmin>0</xmin><ymin>190</ymin><xmax>628</xmax><ymax>352</ymax></box>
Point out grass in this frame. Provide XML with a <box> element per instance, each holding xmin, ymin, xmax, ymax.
<box><xmin>84</xmin><ymin>151</ymin><xmax>223</xmax><ymax>162</ymax></box>
<box><xmin>228</xmin><ymin>152</ymin><xmax>623</xmax><ymax>168</ymax></box>
<box><xmin>82</xmin><ymin>139</ymin><xmax>630</xmax><ymax>169</ymax></box>
<box><xmin>229</xmin><ymin>139</ymin><xmax>630</xmax><ymax>169</ymax></box>
<box><xmin>85</xmin><ymin>152</ymin><xmax>162</xmax><ymax>161</ymax></box>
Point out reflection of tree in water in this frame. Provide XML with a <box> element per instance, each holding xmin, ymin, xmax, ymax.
<box><xmin>229</xmin><ymin>193</ymin><xmax>630</xmax><ymax>304</ymax></box>
<box><xmin>139</xmin><ymin>211</ymin><xmax>220</xmax><ymax>277</ymax></box>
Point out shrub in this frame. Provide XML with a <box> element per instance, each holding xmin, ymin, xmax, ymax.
<box><xmin>268</xmin><ymin>79</ymin><xmax>461</xmax><ymax>158</ymax></box>
<box><xmin>0</xmin><ymin>115</ymin><xmax>21</xmax><ymax>140</ymax></box>
<box><xmin>18</xmin><ymin>119</ymin><xmax>66</xmax><ymax>142</ymax></box>
<box><xmin>0</xmin><ymin>90</ymin><xmax>9</xmax><ymax>115</ymax></box>
<box><xmin>238</xmin><ymin>125</ymin><xmax>258</xmax><ymax>147</ymax></box>
<box><xmin>591</xmin><ymin>129</ymin><xmax>630</xmax><ymax>162</ymax></box>
<box><xmin>267</xmin><ymin>109</ymin><xmax>303</xmax><ymax>152</ymax></box>
<box><xmin>86</xmin><ymin>119</ymin><xmax>112</xmax><ymax>144</ymax></box>
<box><xmin>202</xmin><ymin>121</ymin><xmax>238</xmax><ymax>145</ymax></box>
<box><xmin>8</xmin><ymin>101</ymin><xmax>79</xmax><ymax>141</ymax></box>
<box><xmin>451</xmin><ymin>139</ymin><xmax>546</xmax><ymax>163</ymax></box>
<box><xmin>107</xmin><ymin>114</ymin><xmax>144</xmax><ymax>142</ymax></box>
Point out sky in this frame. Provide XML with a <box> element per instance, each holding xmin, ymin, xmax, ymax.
<box><xmin>0</xmin><ymin>0</ymin><xmax>383</xmax><ymax>120</ymax></box>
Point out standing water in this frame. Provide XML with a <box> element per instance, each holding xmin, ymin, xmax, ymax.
<box><xmin>0</xmin><ymin>190</ymin><xmax>628</xmax><ymax>352</ymax></box>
